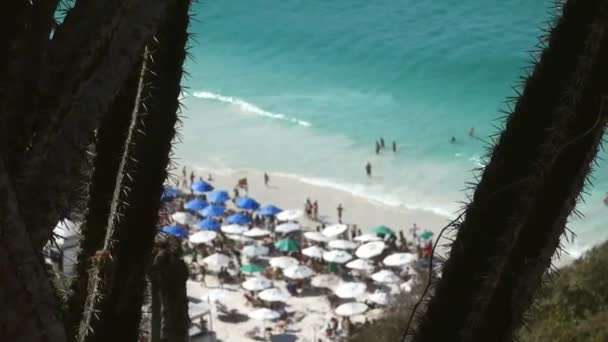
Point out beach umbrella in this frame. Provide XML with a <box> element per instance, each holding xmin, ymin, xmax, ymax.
<box><xmin>346</xmin><ymin>258</ymin><xmax>375</xmax><ymax>271</ymax></box>
<box><xmin>235</xmin><ymin>196</ymin><xmax>260</xmax><ymax>210</ymax></box>
<box><xmin>371</xmin><ymin>270</ymin><xmax>401</xmax><ymax>284</ymax></box>
<box><xmin>334</xmin><ymin>282</ymin><xmax>367</xmax><ymax>299</ymax></box>
<box><xmin>269</xmin><ymin>256</ymin><xmax>299</xmax><ymax>269</ymax></box>
<box><xmin>242</xmin><ymin>245</ymin><xmax>269</xmax><ymax>257</ymax></box>
<box><xmin>275</xmin><ymin>222</ymin><xmax>301</xmax><ymax>234</ymax></box>
<box><xmin>302</xmin><ymin>245</ymin><xmax>325</xmax><ymax>259</ymax></box>
<box><xmin>258</xmin><ymin>204</ymin><xmax>282</xmax><ymax>216</ymax></box>
<box><xmin>355</xmin><ymin>241</ymin><xmax>386</xmax><ymax>259</ymax></box>
<box><xmin>366</xmin><ymin>291</ymin><xmax>393</xmax><ymax>306</ymax></box>
<box><xmin>335</xmin><ymin>302</ymin><xmax>368</xmax><ymax>317</ymax></box>
<box><xmin>192</xmin><ymin>179</ymin><xmax>214</xmax><ymax>193</ymax></box>
<box><xmin>199</xmin><ymin>204</ymin><xmax>225</xmax><ymax>217</ymax></box>
<box><xmin>197</xmin><ymin>218</ymin><xmax>221</xmax><ymax>231</ymax></box>
<box><xmin>354</xmin><ymin>234</ymin><xmax>382</xmax><ymax>243</ymax></box>
<box><xmin>275</xmin><ymin>237</ymin><xmax>300</xmax><ymax>252</ymax></box>
<box><xmin>242</xmin><ymin>276</ymin><xmax>272</xmax><ymax>291</ymax></box>
<box><xmin>203</xmin><ymin>253</ymin><xmax>231</xmax><ymax>268</ymax></box>
<box><xmin>323</xmin><ymin>250</ymin><xmax>353</xmax><ymax>264</ymax></box>
<box><xmin>283</xmin><ymin>265</ymin><xmax>314</xmax><ymax>279</ymax></box>
<box><xmin>383</xmin><ymin>253</ymin><xmax>417</xmax><ymax>267</ymax></box>
<box><xmin>184</xmin><ymin>198</ymin><xmax>208</xmax><ymax>211</ymax></box>
<box><xmin>243</xmin><ymin>227</ymin><xmax>271</xmax><ymax>238</ymax></box>
<box><xmin>227</xmin><ymin>212</ymin><xmax>251</xmax><ymax>225</ymax></box>
<box><xmin>207</xmin><ymin>190</ymin><xmax>230</xmax><ymax>203</ymax></box>
<box><xmin>205</xmin><ymin>288</ymin><xmax>231</xmax><ymax>303</ymax></box>
<box><xmin>225</xmin><ymin>234</ymin><xmax>253</xmax><ymax>242</ymax></box>
<box><xmin>240</xmin><ymin>263</ymin><xmax>264</xmax><ymax>274</ymax></box>
<box><xmin>171</xmin><ymin>211</ymin><xmax>197</xmax><ymax>225</ymax></box>
<box><xmin>161</xmin><ymin>225</ymin><xmax>188</xmax><ymax>238</ymax></box>
<box><xmin>189</xmin><ymin>230</ymin><xmax>217</xmax><ymax>244</ymax></box>
<box><xmin>304</xmin><ymin>231</ymin><xmax>329</xmax><ymax>243</ymax></box>
<box><xmin>311</xmin><ymin>274</ymin><xmax>341</xmax><ymax>289</ymax></box>
<box><xmin>161</xmin><ymin>186</ymin><xmax>181</xmax><ymax>201</ymax></box>
<box><xmin>420</xmin><ymin>229</ymin><xmax>434</xmax><ymax>240</ymax></box>
<box><xmin>248</xmin><ymin>308</ymin><xmax>280</xmax><ymax>321</ymax></box>
<box><xmin>276</xmin><ymin>209</ymin><xmax>303</xmax><ymax>221</ymax></box>
<box><xmin>328</xmin><ymin>239</ymin><xmax>358</xmax><ymax>250</ymax></box>
<box><xmin>221</xmin><ymin>224</ymin><xmax>248</xmax><ymax>235</ymax></box>
<box><xmin>258</xmin><ymin>288</ymin><xmax>290</xmax><ymax>302</ymax></box>
<box><xmin>322</xmin><ymin>224</ymin><xmax>348</xmax><ymax>238</ymax></box>
<box><xmin>372</xmin><ymin>225</ymin><xmax>395</xmax><ymax>236</ymax></box>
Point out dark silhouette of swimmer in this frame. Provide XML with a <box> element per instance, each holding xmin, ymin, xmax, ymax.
<box><xmin>365</xmin><ymin>162</ymin><xmax>372</xmax><ymax>177</ymax></box>
<box><xmin>450</xmin><ymin>136</ymin><xmax>456</xmax><ymax>144</ymax></box>
<box><xmin>392</xmin><ymin>141</ymin><xmax>397</xmax><ymax>152</ymax></box>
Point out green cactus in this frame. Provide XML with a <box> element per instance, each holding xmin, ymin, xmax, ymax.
<box><xmin>411</xmin><ymin>1</ymin><xmax>608</xmax><ymax>341</ymax></box>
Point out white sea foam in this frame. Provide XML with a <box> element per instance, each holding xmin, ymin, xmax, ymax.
<box><xmin>192</xmin><ymin>90</ymin><xmax>312</xmax><ymax>127</ymax></box>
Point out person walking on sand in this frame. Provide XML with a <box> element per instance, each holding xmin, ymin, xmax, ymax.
<box><xmin>604</xmin><ymin>192</ymin><xmax>608</xmax><ymax>206</ymax></box>
<box><xmin>207</xmin><ymin>173</ymin><xmax>213</xmax><ymax>182</ymax></box>
<box><xmin>189</xmin><ymin>171</ymin><xmax>195</xmax><ymax>187</ymax></box>
<box><xmin>313</xmin><ymin>201</ymin><xmax>319</xmax><ymax>220</ymax></box>
<box><xmin>182</xmin><ymin>166</ymin><xmax>187</xmax><ymax>181</ymax></box>
<box><xmin>375</xmin><ymin>140</ymin><xmax>380</xmax><ymax>155</ymax></box>
<box><xmin>380</xmin><ymin>137</ymin><xmax>385</xmax><ymax>149</ymax></box>
<box><xmin>365</xmin><ymin>162</ymin><xmax>372</xmax><ymax>177</ymax></box>
<box><xmin>337</xmin><ymin>204</ymin><xmax>344</xmax><ymax>223</ymax></box>
<box><xmin>392</xmin><ymin>141</ymin><xmax>397</xmax><ymax>153</ymax></box>
<box><xmin>264</xmin><ymin>172</ymin><xmax>270</xmax><ymax>187</ymax></box>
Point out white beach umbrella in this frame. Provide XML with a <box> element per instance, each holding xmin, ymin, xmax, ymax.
<box><xmin>204</xmin><ymin>288</ymin><xmax>231</xmax><ymax>303</ymax></box>
<box><xmin>269</xmin><ymin>256</ymin><xmax>299</xmax><ymax>269</ymax></box>
<box><xmin>242</xmin><ymin>276</ymin><xmax>272</xmax><ymax>291</ymax></box>
<box><xmin>366</xmin><ymin>290</ymin><xmax>393</xmax><ymax>306</ymax></box>
<box><xmin>346</xmin><ymin>258</ymin><xmax>376</xmax><ymax>271</ymax></box>
<box><xmin>221</xmin><ymin>224</ymin><xmax>248</xmax><ymax>235</ymax></box>
<box><xmin>371</xmin><ymin>270</ymin><xmax>401</xmax><ymax>284</ymax></box>
<box><xmin>258</xmin><ymin>288</ymin><xmax>291</xmax><ymax>302</ymax></box>
<box><xmin>248</xmin><ymin>308</ymin><xmax>280</xmax><ymax>321</ymax></box>
<box><xmin>243</xmin><ymin>227</ymin><xmax>271</xmax><ymax>238</ymax></box>
<box><xmin>283</xmin><ymin>265</ymin><xmax>314</xmax><ymax>279</ymax></box>
<box><xmin>383</xmin><ymin>253</ymin><xmax>417</xmax><ymax>267</ymax></box>
<box><xmin>355</xmin><ymin>241</ymin><xmax>386</xmax><ymax>259</ymax></box>
<box><xmin>311</xmin><ymin>274</ymin><xmax>341</xmax><ymax>288</ymax></box>
<box><xmin>304</xmin><ymin>231</ymin><xmax>330</xmax><ymax>243</ymax></box>
<box><xmin>323</xmin><ymin>250</ymin><xmax>353</xmax><ymax>264</ymax></box>
<box><xmin>276</xmin><ymin>209</ymin><xmax>303</xmax><ymax>221</ymax></box>
<box><xmin>328</xmin><ymin>239</ymin><xmax>358</xmax><ymax>250</ymax></box>
<box><xmin>202</xmin><ymin>253</ymin><xmax>231</xmax><ymax>268</ymax></box>
<box><xmin>302</xmin><ymin>245</ymin><xmax>325</xmax><ymax>259</ymax></box>
<box><xmin>354</xmin><ymin>234</ymin><xmax>382</xmax><ymax>243</ymax></box>
<box><xmin>335</xmin><ymin>302</ymin><xmax>368</xmax><ymax>317</ymax></box>
<box><xmin>322</xmin><ymin>224</ymin><xmax>348</xmax><ymax>238</ymax></box>
<box><xmin>189</xmin><ymin>230</ymin><xmax>217</xmax><ymax>244</ymax></box>
<box><xmin>242</xmin><ymin>245</ymin><xmax>270</xmax><ymax>257</ymax></box>
<box><xmin>225</xmin><ymin>234</ymin><xmax>253</xmax><ymax>242</ymax></box>
<box><xmin>334</xmin><ymin>282</ymin><xmax>367</xmax><ymax>299</ymax></box>
<box><xmin>171</xmin><ymin>211</ymin><xmax>197</xmax><ymax>225</ymax></box>
<box><xmin>275</xmin><ymin>222</ymin><xmax>301</xmax><ymax>234</ymax></box>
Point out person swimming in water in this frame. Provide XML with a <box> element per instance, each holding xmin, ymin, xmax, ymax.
<box><xmin>365</xmin><ymin>162</ymin><xmax>372</xmax><ymax>177</ymax></box>
<box><xmin>469</xmin><ymin>127</ymin><xmax>475</xmax><ymax>137</ymax></box>
<box><xmin>450</xmin><ymin>136</ymin><xmax>456</xmax><ymax>143</ymax></box>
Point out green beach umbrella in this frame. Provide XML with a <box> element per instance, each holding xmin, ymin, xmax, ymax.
<box><xmin>275</xmin><ymin>237</ymin><xmax>300</xmax><ymax>252</ymax></box>
<box><xmin>420</xmin><ymin>230</ymin><xmax>434</xmax><ymax>240</ymax></box>
<box><xmin>240</xmin><ymin>263</ymin><xmax>263</xmax><ymax>274</ymax></box>
<box><xmin>372</xmin><ymin>225</ymin><xmax>395</xmax><ymax>236</ymax></box>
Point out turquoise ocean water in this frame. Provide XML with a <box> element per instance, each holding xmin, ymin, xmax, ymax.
<box><xmin>176</xmin><ymin>0</ymin><xmax>608</xmax><ymax>256</ymax></box>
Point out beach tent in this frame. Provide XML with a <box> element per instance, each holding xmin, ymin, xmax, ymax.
<box><xmin>243</xmin><ymin>227</ymin><xmax>271</xmax><ymax>238</ymax></box>
<box><xmin>355</xmin><ymin>241</ymin><xmax>386</xmax><ymax>259</ymax></box>
<box><xmin>257</xmin><ymin>204</ymin><xmax>282</xmax><ymax>216</ymax></box>
<box><xmin>371</xmin><ymin>270</ymin><xmax>401</xmax><ymax>284</ymax></box>
<box><xmin>221</xmin><ymin>224</ymin><xmax>248</xmax><ymax>235</ymax></box>
<box><xmin>334</xmin><ymin>282</ymin><xmax>367</xmax><ymax>299</ymax></box>
<box><xmin>283</xmin><ymin>265</ymin><xmax>314</xmax><ymax>279</ymax></box>
<box><xmin>328</xmin><ymin>239</ymin><xmax>358</xmax><ymax>250</ymax></box>
<box><xmin>354</xmin><ymin>234</ymin><xmax>382</xmax><ymax>243</ymax></box>
<box><xmin>323</xmin><ymin>250</ymin><xmax>353</xmax><ymax>264</ymax></box>
<box><xmin>227</xmin><ymin>212</ymin><xmax>252</xmax><ymax>225</ymax></box>
<box><xmin>258</xmin><ymin>288</ymin><xmax>290</xmax><ymax>302</ymax></box>
<box><xmin>240</xmin><ymin>263</ymin><xmax>264</xmax><ymax>274</ymax></box>
<box><xmin>197</xmin><ymin>218</ymin><xmax>221</xmax><ymax>231</ymax></box>
<box><xmin>275</xmin><ymin>222</ymin><xmax>301</xmax><ymax>234</ymax></box>
<box><xmin>346</xmin><ymin>258</ymin><xmax>375</xmax><ymax>271</ymax></box>
<box><xmin>202</xmin><ymin>253</ymin><xmax>231</xmax><ymax>268</ymax></box>
<box><xmin>199</xmin><ymin>204</ymin><xmax>225</xmax><ymax>217</ymax></box>
<box><xmin>269</xmin><ymin>256</ymin><xmax>299</xmax><ymax>269</ymax></box>
<box><xmin>171</xmin><ymin>211</ymin><xmax>197</xmax><ymax>226</ymax></box>
<box><xmin>161</xmin><ymin>225</ymin><xmax>188</xmax><ymax>238</ymax></box>
<box><xmin>207</xmin><ymin>190</ymin><xmax>230</xmax><ymax>203</ymax></box>
<box><xmin>311</xmin><ymin>274</ymin><xmax>341</xmax><ymax>288</ymax></box>
<box><xmin>242</xmin><ymin>245</ymin><xmax>269</xmax><ymax>257</ymax></box>
<box><xmin>335</xmin><ymin>303</ymin><xmax>368</xmax><ymax>317</ymax></box>
<box><xmin>242</xmin><ymin>277</ymin><xmax>272</xmax><ymax>291</ymax></box>
<box><xmin>161</xmin><ymin>186</ymin><xmax>181</xmax><ymax>201</ymax></box>
<box><xmin>372</xmin><ymin>225</ymin><xmax>395</xmax><ymax>236</ymax></box>
<box><xmin>235</xmin><ymin>196</ymin><xmax>260</xmax><ymax>210</ymax></box>
<box><xmin>184</xmin><ymin>198</ymin><xmax>208</xmax><ymax>211</ymax></box>
<box><xmin>276</xmin><ymin>209</ymin><xmax>303</xmax><ymax>221</ymax></box>
<box><xmin>322</xmin><ymin>224</ymin><xmax>348</xmax><ymax>238</ymax></box>
<box><xmin>383</xmin><ymin>253</ymin><xmax>417</xmax><ymax>267</ymax></box>
<box><xmin>302</xmin><ymin>245</ymin><xmax>325</xmax><ymax>259</ymax></box>
<box><xmin>275</xmin><ymin>237</ymin><xmax>300</xmax><ymax>252</ymax></box>
<box><xmin>304</xmin><ymin>231</ymin><xmax>329</xmax><ymax>243</ymax></box>
<box><xmin>192</xmin><ymin>179</ymin><xmax>214</xmax><ymax>193</ymax></box>
<box><xmin>189</xmin><ymin>230</ymin><xmax>217</xmax><ymax>244</ymax></box>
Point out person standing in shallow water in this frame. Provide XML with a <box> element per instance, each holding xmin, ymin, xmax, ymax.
<box><xmin>380</xmin><ymin>137</ymin><xmax>385</xmax><ymax>149</ymax></box>
<box><xmin>375</xmin><ymin>140</ymin><xmax>380</xmax><ymax>155</ymax></box>
<box><xmin>365</xmin><ymin>162</ymin><xmax>372</xmax><ymax>177</ymax></box>
<box><xmin>337</xmin><ymin>204</ymin><xmax>344</xmax><ymax>223</ymax></box>
<box><xmin>392</xmin><ymin>141</ymin><xmax>397</xmax><ymax>153</ymax></box>
<box><xmin>469</xmin><ymin>127</ymin><xmax>475</xmax><ymax>137</ymax></box>
<box><xmin>450</xmin><ymin>136</ymin><xmax>456</xmax><ymax>144</ymax></box>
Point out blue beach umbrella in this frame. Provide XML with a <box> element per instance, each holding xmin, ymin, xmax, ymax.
<box><xmin>161</xmin><ymin>186</ymin><xmax>181</xmax><ymax>201</ymax></box>
<box><xmin>235</xmin><ymin>196</ymin><xmax>260</xmax><ymax>210</ymax></box>
<box><xmin>184</xmin><ymin>198</ymin><xmax>208</xmax><ymax>211</ymax></box>
<box><xmin>207</xmin><ymin>190</ymin><xmax>230</xmax><ymax>203</ymax></box>
<box><xmin>227</xmin><ymin>212</ymin><xmax>251</xmax><ymax>225</ymax></box>
<box><xmin>161</xmin><ymin>224</ymin><xmax>188</xmax><ymax>238</ymax></box>
<box><xmin>199</xmin><ymin>204</ymin><xmax>226</xmax><ymax>218</ymax></box>
<box><xmin>191</xmin><ymin>180</ymin><xmax>214</xmax><ymax>193</ymax></box>
<box><xmin>258</xmin><ymin>204</ymin><xmax>282</xmax><ymax>217</ymax></box>
<box><xmin>197</xmin><ymin>218</ymin><xmax>221</xmax><ymax>231</ymax></box>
